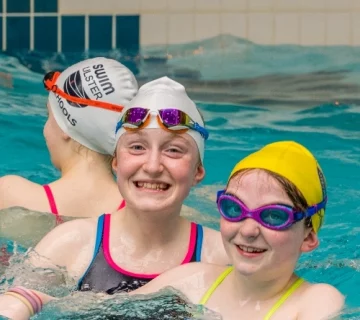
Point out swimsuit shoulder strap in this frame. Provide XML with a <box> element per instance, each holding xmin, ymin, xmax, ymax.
<box><xmin>264</xmin><ymin>277</ymin><xmax>305</xmax><ymax>320</ymax></box>
<box><xmin>43</xmin><ymin>185</ymin><xmax>59</xmax><ymax>215</ymax></box>
<box><xmin>199</xmin><ymin>266</ymin><xmax>234</xmax><ymax>305</ymax></box>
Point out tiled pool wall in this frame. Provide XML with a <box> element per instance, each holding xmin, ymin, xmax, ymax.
<box><xmin>2</xmin><ymin>0</ymin><xmax>360</xmax><ymax>55</ymax></box>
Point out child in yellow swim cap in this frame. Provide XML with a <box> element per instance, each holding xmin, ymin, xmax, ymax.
<box><xmin>130</xmin><ymin>140</ymin><xmax>344</xmax><ymax>320</ymax></box>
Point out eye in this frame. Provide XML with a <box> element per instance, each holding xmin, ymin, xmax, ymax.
<box><xmin>164</xmin><ymin>145</ymin><xmax>184</xmax><ymax>157</ymax></box>
<box><xmin>261</xmin><ymin>209</ymin><xmax>289</xmax><ymax>226</ymax></box>
<box><xmin>220</xmin><ymin>199</ymin><xmax>242</xmax><ymax>218</ymax></box>
<box><xmin>130</xmin><ymin>144</ymin><xmax>145</xmax><ymax>151</ymax></box>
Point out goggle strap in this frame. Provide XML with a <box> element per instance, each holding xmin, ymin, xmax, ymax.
<box><xmin>293</xmin><ymin>212</ymin><xmax>305</xmax><ymax>221</ymax></box>
<box><xmin>44</xmin><ymin>71</ymin><xmax>124</xmax><ymax>113</ymax></box>
<box><xmin>216</xmin><ymin>189</ymin><xmax>225</xmax><ymax>203</ymax></box>
<box><xmin>115</xmin><ymin>121</ymin><xmax>123</xmax><ymax>134</ymax></box>
<box><xmin>305</xmin><ymin>197</ymin><xmax>327</xmax><ymax>217</ymax></box>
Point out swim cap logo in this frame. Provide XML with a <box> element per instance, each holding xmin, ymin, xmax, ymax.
<box><xmin>63</xmin><ymin>71</ymin><xmax>90</xmax><ymax>108</ymax></box>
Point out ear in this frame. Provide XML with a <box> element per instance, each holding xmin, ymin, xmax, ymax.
<box><xmin>300</xmin><ymin>229</ymin><xmax>319</xmax><ymax>253</ymax></box>
<box><xmin>61</xmin><ymin>131</ymin><xmax>71</xmax><ymax>141</ymax></box>
<box><xmin>192</xmin><ymin>165</ymin><xmax>205</xmax><ymax>186</ymax></box>
<box><xmin>112</xmin><ymin>154</ymin><xmax>118</xmax><ymax>173</ymax></box>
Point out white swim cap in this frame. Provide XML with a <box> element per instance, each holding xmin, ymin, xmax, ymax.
<box><xmin>115</xmin><ymin>76</ymin><xmax>206</xmax><ymax>163</ymax></box>
<box><xmin>47</xmin><ymin>57</ymin><xmax>138</xmax><ymax>155</ymax></box>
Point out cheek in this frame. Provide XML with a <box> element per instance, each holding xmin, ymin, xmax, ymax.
<box><xmin>220</xmin><ymin>218</ymin><xmax>237</xmax><ymax>242</ymax></box>
<box><xmin>268</xmin><ymin>231</ymin><xmax>291</xmax><ymax>247</ymax></box>
<box><xmin>167</xmin><ymin>157</ymin><xmax>197</xmax><ymax>181</ymax></box>
<box><xmin>43</xmin><ymin>120</ymin><xmax>53</xmax><ymax>143</ymax></box>
<box><xmin>114</xmin><ymin>151</ymin><xmax>143</xmax><ymax>182</ymax></box>
<box><xmin>266</xmin><ymin>229</ymin><xmax>302</xmax><ymax>258</ymax></box>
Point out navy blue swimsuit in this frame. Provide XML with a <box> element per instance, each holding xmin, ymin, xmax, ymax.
<box><xmin>78</xmin><ymin>214</ymin><xmax>204</xmax><ymax>294</ymax></box>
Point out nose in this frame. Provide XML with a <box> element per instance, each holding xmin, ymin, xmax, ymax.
<box><xmin>143</xmin><ymin>148</ymin><xmax>164</xmax><ymax>176</ymax></box>
<box><xmin>238</xmin><ymin>217</ymin><xmax>261</xmax><ymax>239</ymax></box>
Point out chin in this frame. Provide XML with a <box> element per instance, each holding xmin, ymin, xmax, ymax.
<box><xmin>130</xmin><ymin>198</ymin><xmax>173</xmax><ymax>213</ymax></box>
<box><xmin>233</xmin><ymin>262</ymin><xmax>262</xmax><ymax>277</ymax></box>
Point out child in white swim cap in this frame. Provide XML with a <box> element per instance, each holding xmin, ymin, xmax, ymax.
<box><xmin>0</xmin><ymin>57</ymin><xmax>138</xmax><ymax>223</ymax></box>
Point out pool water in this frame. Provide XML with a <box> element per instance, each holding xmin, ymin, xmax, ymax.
<box><xmin>0</xmin><ymin>37</ymin><xmax>360</xmax><ymax>318</ymax></box>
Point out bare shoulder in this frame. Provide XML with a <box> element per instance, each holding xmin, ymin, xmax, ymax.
<box><xmin>0</xmin><ymin>175</ymin><xmax>36</xmax><ymax>189</ymax></box>
<box><xmin>201</xmin><ymin>226</ymin><xmax>230</xmax><ymax>265</ymax></box>
<box><xmin>298</xmin><ymin>283</ymin><xmax>345</xmax><ymax>319</ymax></box>
<box><xmin>34</xmin><ymin>217</ymin><xmax>98</xmax><ymax>255</ymax></box>
<box><xmin>133</xmin><ymin>262</ymin><xmax>227</xmax><ymax>304</ymax></box>
<box><xmin>31</xmin><ymin>217</ymin><xmax>98</xmax><ymax>272</ymax></box>
<box><xmin>0</xmin><ymin>175</ymin><xmax>40</xmax><ymax>208</ymax></box>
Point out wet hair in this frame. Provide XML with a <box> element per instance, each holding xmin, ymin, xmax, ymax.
<box><xmin>231</xmin><ymin>168</ymin><xmax>313</xmax><ymax>229</ymax></box>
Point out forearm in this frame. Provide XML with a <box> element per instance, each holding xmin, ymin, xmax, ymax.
<box><xmin>0</xmin><ymin>294</ymin><xmax>32</xmax><ymax>320</ymax></box>
<box><xmin>0</xmin><ymin>288</ymin><xmax>55</xmax><ymax>320</ymax></box>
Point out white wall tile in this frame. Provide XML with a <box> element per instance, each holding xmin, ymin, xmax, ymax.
<box><xmin>168</xmin><ymin>14</ymin><xmax>195</xmax><ymax>44</ymax></box>
<box><xmin>300</xmin><ymin>13</ymin><xmax>326</xmax><ymax>45</ymax></box>
<box><xmin>325</xmin><ymin>0</ymin><xmax>352</xmax><ymax>11</ymax></box>
<box><xmin>195</xmin><ymin>14</ymin><xmax>220</xmax><ymax>40</ymax></box>
<box><xmin>221</xmin><ymin>0</ymin><xmax>248</xmax><ymax>12</ymax></box>
<box><xmin>140</xmin><ymin>0</ymin><xmax>168</xmax><ymax>12</ymax></box>
<box><xmin>248</xmin><ymin>0</ymin><xmax>275</xmax><ymax>11</ymax></box>
<box><xmin>109</xmin><ymin>0</ymin><xmax>140</xmax><ymax>14</ymax></box>
<box><xmin>274</xmin><ymin>0</ymin><xmax>302</xmax><ymax>11</ymax></box>
<box><xmin>351</xmin><ymin>13</ymin><xmax>360</xmax><ymax>45</ymax></box>
<box><xmin>353</xmin><ymin>0</ymin><xmax>360</xmax><ymax>11</ymax></box>
<box><xmin>220</xmin><ymin>13</ymin><xmax>247</xmax><ymax>38</ymax></box>
<box><xmin>59</xmin><ymin>0</ymin><xmax>87</xmax><ymax>14</ymax></box>
<box><xmin>140</xmin><ymin>14</ymin><xmax>168</xmax><ymax>46</ymax></box>
<box><xmin>274</xmin><ymin>13</ymin><xmax>299</xmax><ymax>44</ymax></box>
<box><xmin>248</xmin><ymin>13</ymin><xmax>274</xmax><ymax>44</ymax></box>
<box><xmin>59</xmin><ymin>0</ymin><xmax>141</xmax><ymax>14</ymax></box>
<box><xmin>167</xmin><ymin>0</ymin><xmax>195</xmax><ymax>12</ymax></box>
<box><xmin>300</xmin><ymin>0</ymin><xmax>326</xmax><ymax>11</ymax></box>
<box><xmin>195</xmin><ymin>0</ymin><xmax>221</xmax><ymax>12</ymax></box>
<box><xmin>326</xmin><ymin>13</ymin><xmax>351</xmax><ymax>45</ymax></box>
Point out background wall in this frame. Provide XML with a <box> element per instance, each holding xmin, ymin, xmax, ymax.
<box><xmin>2</xmin><ymin>0</ymin><xmax>359</xmax><ymax>55</ymax></box>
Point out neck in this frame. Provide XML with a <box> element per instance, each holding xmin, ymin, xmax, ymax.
<box><xmin>230</xmin><ymin>270</ymin><xmax>298</xmax><ymax>302</ymax></box>
<box><xmin>115</xmin><ymin>205</ymin><xmax>186</xmax><ymax>248</ymax></box>
<box><xmin>58</xmin><ymin>152</ymin><xmax>113</xmax><ymax>181</ymax></box>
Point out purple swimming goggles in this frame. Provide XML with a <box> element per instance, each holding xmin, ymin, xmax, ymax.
<box><xmin>216</xmin><ymin>190</ymin><xmax>327</xmax><ymax>231</ymax></box>
<box><xmin>115</xmin><ymin>107</ymin><xmax>209</xmax><ymax>140</ymax></box>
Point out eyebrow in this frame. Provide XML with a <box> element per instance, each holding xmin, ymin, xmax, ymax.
<box><xmin>225</xmin><ymin>190</ymin><xmax>294</xmax><ymax>208</ymax></box>
<box><xmin>125</xmin><ymin>130</ymin><xmax>189</xmax><ymax>143</ymax></box>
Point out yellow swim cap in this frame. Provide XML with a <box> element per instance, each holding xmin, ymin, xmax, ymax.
<box><xmin>229</xmin><ymin>141</ymin><xmax>327</xmax><ymax>233</ymax></box>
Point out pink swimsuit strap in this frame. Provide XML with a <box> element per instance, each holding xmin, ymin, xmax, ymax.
<box><xmin>102</xmin><ymin>213</ymin><xmax>197</xmax><ymax>279</ymax></box>
<box><xmin>118</xmin><ymin>199</ymin><xmax>126</xmax><ymax>210</ymax></box>
<box><xmin>43</xmin><ymin>185</ymin><xmax>59</xmax><ymax>215</ymax></box>
<box><xmin>43</xmin><ymin>185</ymin><xmax>125</xmax><ymax>224</ymax></box>
<box><xmin>43</xmin><ymin>185</ymin><xmax>63</xmax><ymax>225</ymax></box>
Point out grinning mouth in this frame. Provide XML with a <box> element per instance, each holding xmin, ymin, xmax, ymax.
<box><xmin>237</xmin><ymin>244</ymin><xmax>267</xmax><ymax>253</ymax></box>
<box><xmin>135</xmin><ymin>181</ymin><xmax>170</xmax><ymax>191</ymax></box>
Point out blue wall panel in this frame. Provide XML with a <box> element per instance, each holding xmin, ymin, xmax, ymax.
<box><xmin>7</xmin><ymin>17</ymin><xmax>30</xmax><ymax>51</ymax></box>
<box><xmin>116</xmin><ymin>15</ymin><xmax>139</xmax><ymax>53</ymax></box>
<box><xmin>35</xmin><ymin>17</ymin><xmax>57</xmax><ymax>52</ymax></box>
<box><xmin>89</xmin><ymin>16</ymin><xmax>112</xmax><ymax>51</ymax></box>
<box><xmin>7</xmin><ymin>0</ymin><xmax>30</xmax><ymax>13</ymax></box>
<box><xmin>61</xmin><ymin>16</ymin><xmax>85</xmax><ymax>52</ymax></box>
<box><xmin>35</xmin><ymin>0</ymin><xmax>58</xmax><ymax>13</ymax></box>
<box><xmin>0</xmin><ymin>18</ymin><xmax>2</xmax><ymax>49</ymax></box>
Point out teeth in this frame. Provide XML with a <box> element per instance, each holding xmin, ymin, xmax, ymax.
<box><xmin>238</xmin><ymin>245</ymin><xmax>265</xmax><ymax>253</ymax></box>
<box><xmin>136</xmin><ymin>182</ymin><xmax>168</xmax><ymax>190</ymax></box>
